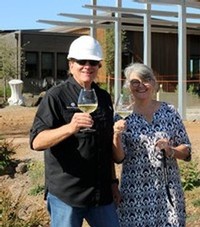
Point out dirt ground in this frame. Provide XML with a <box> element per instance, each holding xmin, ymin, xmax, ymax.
<box><xmin>0</xmin><ymin>105</ymin><xmax>200</xmax><ymax>226</ymax></box>
<box><xmin>0</xmin><ymin>105</ymin><xmax>199</xmax><ymax>160</ymax></box>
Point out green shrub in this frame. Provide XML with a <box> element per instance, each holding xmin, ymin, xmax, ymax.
<box><xmin>192</xmin><ymin>199</ymin><xmax>200</xmax><ymax>207</ymax></box>
<box><xmin>179</xmin><ymin>159</ymin><xmax>200</xmax><ymax>191</ymax></box>
<box><xmin>98</xmin><ymin>82</ymin><xmax>107</xmax><ymax>90</ymax></box>
<box><xmin>0</xmin><ymin>85</ymin><xmax>11</xmax><ymax>97</ymax></box>
<box><xmin>29</xmin><ymin>185</ymin><xmax>45</xmax><ymax>196</ymax></box>
<box><xmin>0</xmin><ymin>139</ymin><xmax>16</xmax><ymax>175</ymax></box>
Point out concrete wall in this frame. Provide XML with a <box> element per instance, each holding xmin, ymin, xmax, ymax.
<box><xmin>158</xmin><ymin>91</ymin><xmax>200</xmax><ymax>120</ymax></box>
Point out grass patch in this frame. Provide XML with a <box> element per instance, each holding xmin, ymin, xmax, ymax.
<box><xmin>28</xmin><ymin>160</ymin><xmax>45</xmax><ymax>196</ymax></box>
<box><xmin>0</xmin><ymin>185</ymin><xmax>49</xmax><ymax>226</ymax></box>
<box><xmin>185</xmin><ymin>185</ymin><xmax>200</xmax><ymax>225</ymax></box>
<box><xmin>179</xmin><ymin>159</ymin><xmax>200</xmax><ymax>191</ymax></box>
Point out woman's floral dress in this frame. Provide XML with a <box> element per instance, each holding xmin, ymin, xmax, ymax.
<box><xmin>117</xmin><ymin>102</ymin><xmax>191</xmax><ymax>227</ymax></box>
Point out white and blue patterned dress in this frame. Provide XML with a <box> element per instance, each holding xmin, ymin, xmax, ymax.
<box><xmin>117</xmin><ymin>102</ymin><xmax>191</xmax><ymax>227</ymax></box>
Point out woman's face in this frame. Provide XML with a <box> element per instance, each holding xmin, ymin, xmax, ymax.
<box><xmin>129</xmin><ymin>73</ymin><xmax>155</xmax><ymax>101</ymax></box>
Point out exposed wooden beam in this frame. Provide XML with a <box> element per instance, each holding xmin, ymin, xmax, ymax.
<box><xmin>37</xmin><ymin>19</ymin><xmax>112</xmax><ymax>28</ymax></box>
<box><xmin>132</xmin><ymin>0</ymin><xmax>200</xmax><ymax>8</ymax></box>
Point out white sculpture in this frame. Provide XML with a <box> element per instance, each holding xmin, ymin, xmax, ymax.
<box><xmin>8</xmin><ymin>79</ymin><xmax>25</xmax><ymax>106</ymax></box>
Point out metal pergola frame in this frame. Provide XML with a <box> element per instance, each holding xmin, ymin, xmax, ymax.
<box><xmin>38</xmin><ymin>0</ymin><xmax>200</xmax><ymax>119</ymax></box>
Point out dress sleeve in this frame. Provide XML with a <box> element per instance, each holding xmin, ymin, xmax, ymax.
<box><xmin>171</xmin><ymin>106</ymin><xmax>192</xmax><ymax>161</ymax></box>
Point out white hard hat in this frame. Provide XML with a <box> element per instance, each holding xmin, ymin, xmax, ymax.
<box><xmin>67</xmin><ymin>35</ymin><xmax>103</xmax><ymax>61</ymax></box>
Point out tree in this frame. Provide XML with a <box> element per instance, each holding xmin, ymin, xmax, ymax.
<box><xmin>0</xmin><ymin>36</ymin><xmax>27</xmax><ymax>101</ymax></box>
<box><xmin>0</xmin><ymin>38</ymin><xmax>18</xmax><ymax>100</ymax></box>
<box><xmin>104</xmin><ymin>28</ymin><xmax>127</xmax><ymax>95</ymax></box>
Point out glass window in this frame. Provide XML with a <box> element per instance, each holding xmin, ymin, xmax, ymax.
<box><xmin>41</xmin><ymin>52</ymin><xmax>54</xmax><ymax>78</ymax></box>
<box><xmin>57</xmin><ymin>53</ymin><xmax>68</xmax><ymax>80</ymax></box>
<box><xmin>25</xmin><ymin>52</ymin><xmax>38</xmax><ymax>78</ymax></box>
<box><xmin>189</xmin><ymin>57</ymin><xmax>200</xmax><ymax>78</ymax></box>
<box><xmin>188</xmin><ymin>56</ymin><xmax>200</xmax><ymax>94</ymax></box>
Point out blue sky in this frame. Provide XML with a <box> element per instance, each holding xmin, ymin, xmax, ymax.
<box><xmin>0</xmin><ymin>0</ymin><xmax>139</xmax><ymax>30</ymax></box>
<box><xmin>0</xmin><ymin>0</ymin><xmax>199</xmax><ymax>30</ymax></box>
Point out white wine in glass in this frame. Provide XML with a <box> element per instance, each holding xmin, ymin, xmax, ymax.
<box><xmin>78</xmin><ymin>103</ymin><xmax>98</xmax><ymax>114</ymax></box>
<box><xmin>115</xmin><ymin>93</ymin><xmax>133</xmax><ymax>119</ymax></box>
<box><xmin>78</xmin><ymin>88</ymin><xmax>98</xmax><ymax>132</ymax></box>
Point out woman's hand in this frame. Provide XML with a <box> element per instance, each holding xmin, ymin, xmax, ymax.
<box><xmin>113</xmin><ymin>120</ymin><xmax>126</xmax><ymax>163</ymax></box>
<box><xmin>156</xmin><ymin>138</ymin><xmax>173</xmax><ymax>157</ymax></box>
<box><xmin>156</xmin><ymin>139</ymin><xmax>175</xmax><ymax>158</ymax></box>
<box><xmin>113</xmin><ymin>119</ymin><xmax>127</xmax><ymax>134</ymax></box>
<box><xmin>156</xmin><ymin>139</ymin><xmax>191</xmax><ymax>160</ymax></box>
<box><xmin>156</xmin><ymin>138</ymin><xmax>169</xmax><ymax>151</ymax></box>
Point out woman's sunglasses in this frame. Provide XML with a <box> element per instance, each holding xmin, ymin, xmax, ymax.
<box><xmin>72</xmin><ymin>59</ymin><xmax>100</xmax><ymax>66</ymax></box>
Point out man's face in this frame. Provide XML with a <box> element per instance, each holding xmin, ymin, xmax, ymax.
<box><xmin>69</xmin><ymin>59</ymin><xmax>101</xmax><ymax>89</ymax></box>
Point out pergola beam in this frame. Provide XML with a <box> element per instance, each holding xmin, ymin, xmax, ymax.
<box><xmin>37</xmin><ymin>19</ymin><xmax>112</xmax><ymax>29</ymax></box>
<box><xmin>178</xmin><ymin>2</ymin><xmax>187</xmax><ymax>120</ymax></box>
<box><xmin>83</xmin><ymin>4</ymin><xmax>200</xmax><ymax>18</ymax></box>
<box><xmin>90</xmin><ymin>0</ymin><xmax>97</xmax><ymax>38</ymax></box>
<box><xmin>114</xmin><ymin>0</ymin><xmax>122</xmax><ymax>104</ymax></box>
<box><xmin>133</xmin><ymin>0</ymin><xmax>200</xmax><ymax>8</ymax></box>
<box><xmin>57</xmin><ymin>12</ymin><xmax>200</xmax><ymax>28</ymax></box>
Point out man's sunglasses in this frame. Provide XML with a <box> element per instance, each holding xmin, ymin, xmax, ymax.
<box><xmin>73</xmin><ymin>59</ymin><xmax>100</xmax><ymax>66</ymax></box>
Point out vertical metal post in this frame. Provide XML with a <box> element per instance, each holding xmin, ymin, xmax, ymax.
<box><xmin>90</xmin><ymin>0</ymin><xmax>97</xmax><ymax>38</ymax></box>
<box><xmin>54</xmin><ymin>52</ymin><xmax>57</xmax><ymax>80</ymax></box>
<box><xmin>17</xmin><ymin>31</ymin><xmax>21</xmax><ymax>79</ymax></box>
<box><xmin>38</xmin><ymin>52</ymin><xmax>42</xmax><ymax>79</ymax></box>
<box><xmin>15</xmin><ymin>33</ymin><xmax>19</xmax><ymax>79</ymax></box>
<box><xmin>143</xmin><ymin>3</ymin><xmax>151</xmax><ymax>67</ymax></box>
<box><xmin>114</xmin><ymin>0</ymin><xmax>122</xmax><ymax>104</ymax></box>
<box><xmin>178</xmin><ymin>1</ymin><xmax>187</xmax><ymax>120</ymax></box>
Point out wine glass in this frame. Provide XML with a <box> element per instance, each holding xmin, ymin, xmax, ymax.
<box><xmin>115</xmin><ymin>93</ymin><xmax>133</xmax><ymax>119</ymax></box>
<box><xmin>77</xmin><ymin>88</ymin><xmax>98</xmax><ymax>132</ymax></box>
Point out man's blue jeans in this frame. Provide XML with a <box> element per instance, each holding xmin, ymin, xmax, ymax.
<box><xmin>47</xmin><ymin>193</ymin><xmax>120</xmax><ymax>227</ymax></box>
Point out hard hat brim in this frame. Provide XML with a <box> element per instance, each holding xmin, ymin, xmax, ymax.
<box><xmin>67</xmin><ymin>54</ymin><xmax>102</xmax><ymax>61</ymax></box>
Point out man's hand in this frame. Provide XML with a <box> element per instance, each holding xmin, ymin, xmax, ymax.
<box><xmin>69</xmin><ymin>112</ymin><xmax>94</xmax><ymax>133</ymax></box>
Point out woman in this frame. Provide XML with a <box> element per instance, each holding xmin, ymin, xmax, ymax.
<box><xmin>113</xmin><ymin>63</ymin><xmax>191</xmax><ymax>227</ymax></box>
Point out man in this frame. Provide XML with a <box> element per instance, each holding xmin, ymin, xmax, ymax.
<box><xmin>30</xmin><ymin>35</ymin><xmax>119</xmax><ymax>227</ymax></box>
